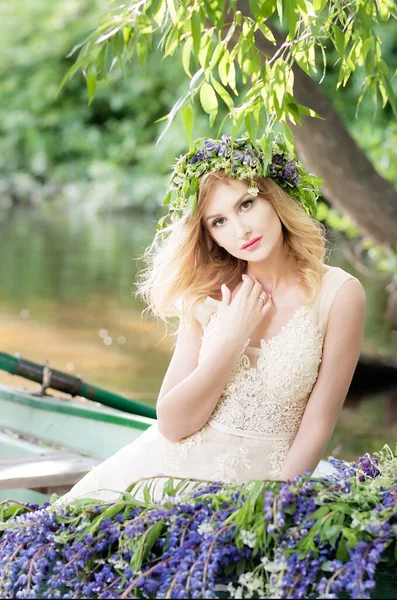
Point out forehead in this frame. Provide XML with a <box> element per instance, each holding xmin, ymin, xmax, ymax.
<box><xmin>204</xmin><ymin>178</ymin><xmax>250</xmax><ymax>215</ymax></box>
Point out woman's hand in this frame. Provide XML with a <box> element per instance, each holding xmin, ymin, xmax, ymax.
<box><xmin>218</xmin><ymin>274</ymin><xmax>272</xmax><ymax>346</ymax></box>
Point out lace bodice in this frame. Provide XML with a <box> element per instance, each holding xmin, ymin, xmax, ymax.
<box><xmin>199</xmin><ymin>304</ymin><xmax>323</xmax><ymax>435</ymax></box>
<box><xmin>194</xmin><ymin>266</ymin><xmax>359</xmax><ymax>438</ymax></box>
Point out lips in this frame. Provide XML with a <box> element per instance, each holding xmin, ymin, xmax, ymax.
<box><xmin>241</xmin><ymin>236</ymin><xmax>262</xmax><ymax>250</ymax></box>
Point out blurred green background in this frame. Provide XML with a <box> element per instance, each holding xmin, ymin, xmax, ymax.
<box><xmin>0</xmin><ymin>0</ymin><xmax>397</xmax><ymax>460</ymax></box>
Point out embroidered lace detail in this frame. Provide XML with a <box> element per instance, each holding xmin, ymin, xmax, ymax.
<box><xmin>161</xmin><ymin>431</ymin><xmax>202</xmax><ymax>473</ymax></box>
<box><xmin>199</xmin><ymin>305</ymin><xmax>323</xmax><ymax>436</ymax></box>
<box><xmin>268</xmin><ymin>440</ymin><xmax>291</xmax><ymax>479</ymax></box>
<box><xmin>210</xmin><ymin>445</ymin><xmax>251</xmax><ymax>483</ymax></box>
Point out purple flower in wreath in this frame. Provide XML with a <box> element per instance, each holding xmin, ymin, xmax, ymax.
<box><xmin>197</xmin><ymin>149</ymin><xmax>206</xmax><ymax>160</ymax></box>
<box><xmin>218</xmin><ymin>145</ymin><xmax>231</xmax><ymax>158</ymax></box>
<box><xmin>204</xmin><ymin>139</ymin><xmax>216</xmax><ymax>151</ymax></box>
<box><xmin>272</xmin><ymin>153</ymin><xmax>284</xmax><ymax>166</ymax></box>
<box><xmin>232</xmin><ymin>150</ymin><xmax>244</xmax><ymax>165</ymax></box>
<box><xmin>242</xmin><ymin>152</ymin><xmax>257</xmax><ymax>167</ymax></box>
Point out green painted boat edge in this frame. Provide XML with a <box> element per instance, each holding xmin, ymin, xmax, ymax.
<box><xmin>0</xmin><ymin>384</ymin><xmax>155</xmax><ymax>432</ymax></box>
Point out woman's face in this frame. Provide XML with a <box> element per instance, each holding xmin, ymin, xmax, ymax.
<box><xmin>202</xmin><ymin>178</ymin><xmax>283</xmax><ymax>261</ymax></box>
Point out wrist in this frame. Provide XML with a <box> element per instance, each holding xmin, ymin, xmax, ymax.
<box><xmin>216</xmin><ymin>335</ymin><xmax>249</xmax><ymax>355</ymax></box>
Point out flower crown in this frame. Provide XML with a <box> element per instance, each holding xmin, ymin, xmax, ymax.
<box><xmin>158</xmin><ymin>133</ymin><xmax>323</xmax><ymax>229</ymax></box>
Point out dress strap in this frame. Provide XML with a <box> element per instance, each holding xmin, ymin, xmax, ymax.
<box><xmin>316</xmin><ymin>266</ymin><xmax>360</xmax><ymax>338</ymax></box>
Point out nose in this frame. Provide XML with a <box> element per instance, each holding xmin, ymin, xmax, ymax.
<box><xmin>236</xmin><ymin>218</ymin><xmax>252</xmax><ymax>240</ymax></box>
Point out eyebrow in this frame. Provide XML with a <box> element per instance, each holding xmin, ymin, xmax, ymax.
<box><xmin>205</xmin><ymin>193</ymin><xmax>252</xmax><ymax>221</ymax></box>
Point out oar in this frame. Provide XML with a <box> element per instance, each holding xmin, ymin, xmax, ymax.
<box><xmin>0</xmin><ymin>352</ymin><xmax>157</xmax><ymax>420</ymax></box>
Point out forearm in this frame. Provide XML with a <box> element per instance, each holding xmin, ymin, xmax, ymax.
<box><xmin>278</xmin><ymin>425</ymin><xmax>333</xmax><ymax>481</ymax></box>
<box><xmin>157</xmin><ymin>339</ymin><xmax>244</xmax><ymax>442</ymax></box>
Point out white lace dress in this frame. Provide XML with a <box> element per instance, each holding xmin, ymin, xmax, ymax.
<box><xmin>60</xmin><ymin>266</ymin><xmax>358</xmax><ymax>503</ymax></box>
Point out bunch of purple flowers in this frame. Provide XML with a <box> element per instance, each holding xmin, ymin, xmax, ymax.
<box><xmin>0</xmin><ymin>444</ymin><xmax>396</xmax><ymax>599</ymax></box>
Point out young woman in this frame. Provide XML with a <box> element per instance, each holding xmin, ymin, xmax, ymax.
<box><xmin>60</xmin><ymin>134</ymin><xmax>366</xmax><ymax>503</ymax></box>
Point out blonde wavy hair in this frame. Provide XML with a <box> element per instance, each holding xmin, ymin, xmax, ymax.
<box><xmin>135</xmin><ymin>171</ymin><xmax>329</xmax><ymax>327</ymax></box>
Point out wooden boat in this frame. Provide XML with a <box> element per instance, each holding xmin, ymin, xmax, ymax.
<box><xmin>0</xmin><ymin>351</ymin><xmax>338</xmax><ymax>503</ymax></box>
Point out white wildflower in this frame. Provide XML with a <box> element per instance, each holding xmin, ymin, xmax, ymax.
<box><xmin>247</xmin><ymin>184</ymin><xmax>259</xmax><ymax>196</ymax></box>
<box><xmin>238</xmin><ymin>572</ymin><xmax>264</xmax><ymax>597</ymax></box>
<box><xmin>240</xmin><ymin>529</ymin><xmax>257</xmax><ymax>548</ymax></box>
<box><xmin>197</xmin><ymin>522</ymin><xmax>214</xmax><ymax>535</ymax></box>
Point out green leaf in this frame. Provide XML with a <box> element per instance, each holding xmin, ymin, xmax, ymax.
<box><xmin>191</xmin><ymin>11</ymin><xmax>202</xmax><ymax>60</ymax></box>
<box><xmin>310</xmin><ymin>506</ymin><xmax>330</xmax><ymax>520</ymax></box>
<box><xmin>236</xmin><ymin>558</ymin><xmax>247</xmax><ymax>576</ymax></box>
<box><xmin>376</xmin><ymin>0</ymin><xmax>392</xmax><ymax>21</ymax></box>
<box><xmin>378</xmin><ymin>59</ymin><xmax>397</xmax><ymax>118</ymax></box>
<box><xmin>164</xmin><ymin>27</ymin><xmax>179</xmax><ymax>57</ymax></box>
<box><xmin>332</xmin><ymin>24</ymin><xmax>345</xmax><ymax>56</ymax></box>
<box><xmin>231</xmin><ymin>112</ymin><xmax>245</xmax><ymax>143</ymax></box>
<box><xmin>285</xmin><ymin>0</ymin><xmax>298</xmax><ymax>38</ymax></box>
<box><xmin>341</xmin><ymin>527</ymin><xmax>357</xmax><ymax>548</ymax></box>
<box><xmin>314</xmin><ymin>0</ymin><xmax>328</xmax><ymax>10</ymax></box>
<box><xmin>297</xmin><ymin>103</ymin><xmax>325</xmax><ymax>120</ymax></box>
<box><xmin>136</xmin><ymin>39</ymin><xmax>148</xmax><ymax>67</ymax></box>
<box><xmin>142</xmin><ymin>522</ymin><xmax>165</xmax><ymax>562</ymax></box>
<box><xmin>276</xmin><ymin>0</ymin><xmax>283</xmax><ymax>24</ymax></box>
<box><xmin>330</xmin><ymin>502</ymin><xmax>353</xmax><ymax>515</ymax></box>
<box><xmin>211</xmin><ymin>76</ymin><xmax>234</xmax><ymax>111</ymax></box>
<box><xmin>198</xmin><ymin>32</ymin><xmax>213</xmax><ymax>69</ymax></box>
<box><xmin>182</xmin><ymin>37</ymin><xmax>193</xmax><ymax>77</ymax></box>
<box><xmin>143</xmin><ymin>485</ymin><xmax>151</xmax><ymax>504</ymax></box>
<box><xmin>181</xmin><ymin>104</ymin><xmax>194</xmax><ymax>147</ymax></box>
<box><xmin>218</xmin><ymin>51</ymin><xmax>230</xmax><ymax>87</ymax></box>
<box><xmin>200</xmin><ymin>82</ymin><xmax>218</xmax><ymax>117</ymax></box>
<box><xmin>228</xmin><ymin>60</ymin><xmax>238</xmax><ymax>94</ymax></box>
<box><xmin>245</xmin><ymin>113</ymin><xmax>256</xmax><ymax>141</ymax></box>
<box><xmin>258</xmin><ymin>23</ymin><xmax>276</xmax><ymax>45</ymax></box>
<box><xmin>86</xmin><ymin>67</ymin><xmax>97</xmax><ymax>105</ymax></box>
<box><xmin>166</xmin><ymin>0</ymin><xmax>178</xmax><ymax>24</ymax></box>
<box><xmin>336</xmin><ymin>539</ymin><xmax>350</xmax><ymax>562</ymax></box>
<box><xmin>273</xmin><ymin>63</ymin><xmax>286</xmax><ymax>108</ymax></box>
<box><xmin>256</xmin><ymin>0</ymin><xmax>277</xmax><ymax>20</ymax></box>
<box><xmin>260</xmin><ymin>133</ymin><xmax>274</xmax><ymax>174</ymax></box>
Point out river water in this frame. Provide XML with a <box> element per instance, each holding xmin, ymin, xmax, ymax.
<box><xmin>0</xmin><ymin>207</ymin><xmax>396</xmax><ymax>460</ymax></box>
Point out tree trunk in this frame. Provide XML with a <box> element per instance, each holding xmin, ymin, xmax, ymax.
<box><xmin>235</xmin><ymin>1</ymin><xmax>397</xmax><ymax>249</ymax></box>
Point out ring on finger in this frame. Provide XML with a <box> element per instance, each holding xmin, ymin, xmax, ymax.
<box><xmin>258</xmin><ymin>295</ymin><xmax>266</xmax><ymax>302</ymax></box>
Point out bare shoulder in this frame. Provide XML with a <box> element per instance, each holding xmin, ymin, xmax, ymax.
<box><xmin>328</xmin><ymin>276</ymin><xmax>366</xmax><ymax>331</ymax></box>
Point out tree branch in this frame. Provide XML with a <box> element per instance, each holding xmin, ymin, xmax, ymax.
<box><xmin>236</xmin><ymin>0</ymin><xmax>397</xmax><ymax>249</ymax></box>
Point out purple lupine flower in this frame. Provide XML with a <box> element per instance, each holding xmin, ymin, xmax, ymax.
<box><xmin>359</xmin><ymin>453</ymin><xmax>381</xmax><ymax>479</ymax></box>
<box><xmin>204</xmin><ymin>139</ymin><xmax>216</xmax><ymax>151</ymax></box>
<box><xmin>197</xmin><ymin>149</ymin><xmax>206</xmax><ymax>160</ymax></box>
<box><xmin>272</xmin><ymin>153</ymin><xmax>284</xmax><ymax>165</ymax></box>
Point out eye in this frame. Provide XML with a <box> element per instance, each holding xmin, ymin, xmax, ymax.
<box><xmin>240</xmin><ymin>199</ymin><xmax>254</xmax><ymax>211</ymax></box>
<box><xmin>211</xmin><ymin>217</ymin><xmax>225</xmax><ymax>228</ymax></box>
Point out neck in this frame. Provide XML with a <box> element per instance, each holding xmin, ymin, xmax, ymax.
<box><xmin>245</xmin><ymin>241</ymin><xmax>300</xmax><ymax>295</ymax></box>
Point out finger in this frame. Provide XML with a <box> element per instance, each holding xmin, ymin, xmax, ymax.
<box><xmin>221</xmin><ymin>284</ymin><xmax>231</xmax><ymax>305</ymax></box>
<box><xmin>261</xmin><ymin>293</ymin><xmax>273</xmax><ymax>314</ymax></box>
<box><xmin>250</xmin><ymin>280</ymin><xmax>264</xmax><ymax>298</ymax></box>
<box><xmin>240</xmin><ymin>274</ymin><xmax>255</xmax><ymax>293</ymax></box>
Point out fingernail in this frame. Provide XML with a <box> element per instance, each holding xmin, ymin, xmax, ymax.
<box><xmin>268</xmin><ymin>292</ymin><xmax>272</xmax><ymax>298</ymax></box>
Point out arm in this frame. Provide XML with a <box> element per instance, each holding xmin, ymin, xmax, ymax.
<box><xmin>156</xmin><ymin>315</ymin><xmax>245</xmax><ymax>443</ymax></box>
<box><xmin>278</xmin><ymin>278</ymin><xmax>367</xmax><ymax>481</ymax></box>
